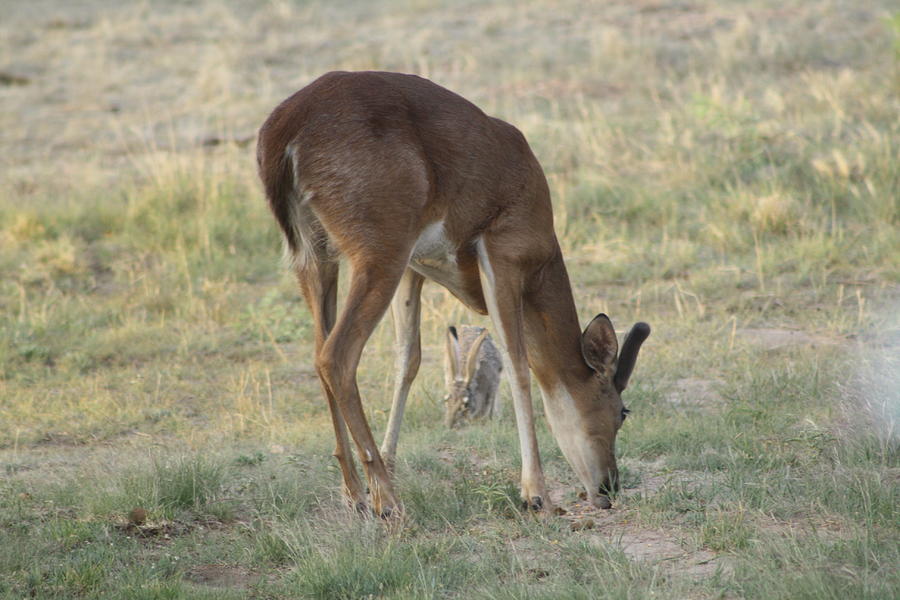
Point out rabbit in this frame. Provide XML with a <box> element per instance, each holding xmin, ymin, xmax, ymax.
<box><xmin>444</xmin><ymin>325</ymin><xmax>503</xmax><ymax>428</ymax></box>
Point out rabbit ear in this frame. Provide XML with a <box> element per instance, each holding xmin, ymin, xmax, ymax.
<box><xmin>464</xmin><ymin>329</ymin><xmax>490</xmax><ymax>381</ymax></box>
<box><xmin>446</xmin><ymin>326</ymin><xmax>462</xmax><ymax>378</ymax></box>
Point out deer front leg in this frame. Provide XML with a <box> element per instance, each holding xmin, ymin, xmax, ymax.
<box><xmin>476</xmin><ymin>240</ymin><xmax>549</xmax><ymax>511</ymax></box>
<box><xmin>381</xmin><ymin>269</ymin><xmax>425</xmax><ymax>472</ymax></box>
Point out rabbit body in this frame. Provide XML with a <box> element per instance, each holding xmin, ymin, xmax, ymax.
<box><xmin>444</xmin><ymin>325</ymin><xmax>502</xmax><ymax>428</ymax></box>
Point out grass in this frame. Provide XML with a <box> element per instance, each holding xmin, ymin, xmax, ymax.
<box><xmin>1</xmin><ymin>0</ymin><xmax>899</xmax><ymax>598</ymax></box>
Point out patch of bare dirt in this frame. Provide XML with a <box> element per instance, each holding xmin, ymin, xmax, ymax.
<box><xmin>547</xmin><ymin>490</ymin><xmax>626</xmax><ymax>526</ymax></box>
<box><xmin>547</xmin><ymin>459</ymin><xmax>718</xmax><ymax>516</ymax></box>
<box><xmin>592</xmin><ymin>528</ymin><xmax>723</xmax><ymax>578</ymax></box>
<box><xmin>545</xmin><ymin>463</ymin><xmax>731</xmax><ymax>579</ymax></box>
<box><xmin>184</xmin><ymin>564</ymin><xmax>257</xmax><ymax>589</ymax></box>
<box><xmin>510</xmin><ymin>501</ymin><xmax>727</xmax><ymax>580</ymax></box>
<box><xmin>115</xmin><ymin>519</ymin><xmax>192</xmax><ymax>542</ymax></box>
<box><xmin>751</xmin><ymin>513</ymin><xmax>849</xmax><ymax>542</ymax></box>
<box><xmin>627</xmin><ymin>468</ymin><xmax>697</xmax><ymax>495</ymax></box>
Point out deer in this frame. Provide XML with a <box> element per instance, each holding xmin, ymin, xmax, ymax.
<box><xmin>256</xmin><ymin>71</ymin><xmax>650</xmax><ymax>518</ymax></box>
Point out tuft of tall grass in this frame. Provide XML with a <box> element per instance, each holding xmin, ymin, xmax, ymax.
<box><xmin>91</xmin><ymin>454</ymin><xmax>226</xmax><ymax>519</ymax></box>
<box><xmin>267</xmin><ymin>519</ymin><xmax>476</xmax><ymax>599</ymax></box>
<box><xmin>732</xmin><ymin>532</ymin><xmax>900</xmax><ymax>600</ymax></box>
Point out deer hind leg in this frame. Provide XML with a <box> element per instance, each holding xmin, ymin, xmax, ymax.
<box><xmin>296</xmin><ymin>259</ymin><xmax>368</xmax><ymax>512</ymax></box>
<box><xmin>476</xmin><ymin>238</ymin><xmax>549</xmax><ymax>512</ymax></box>
<box><xmin>315</xmin><ymin>258</ymin><xmax>409</xmax><ymax>518</ymax></box>
<box><xmin>380</xmin><ymin>268</ymin><xmax>425</xmax><ymax>472</ymax></box>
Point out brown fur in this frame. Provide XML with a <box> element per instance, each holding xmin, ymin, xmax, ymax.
<box><xmin>257</xmin><ymin>71</ymin><xmax>650</xmax><ymax>516</ymax></box>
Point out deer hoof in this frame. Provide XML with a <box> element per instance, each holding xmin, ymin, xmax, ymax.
<box><xmin>594</xmin><ymin>495</ymin><xmax>612</xmax><ymax>510</ymax></box>
<box><xmin>521</xmin><ymin>496</ymin><xmax>544</xmax><ymax>511</ymax></box>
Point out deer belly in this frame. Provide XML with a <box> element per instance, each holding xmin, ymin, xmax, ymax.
<box><xmin>409</xmin><ymin>221</ymin><xmax>479</xmax><ymax>306</ymax></box>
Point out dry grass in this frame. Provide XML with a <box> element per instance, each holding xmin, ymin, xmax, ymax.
<box><xmin>1</xmin><ymin>1</ymin><xmax>898</xmax><ymax>598</ymax></box>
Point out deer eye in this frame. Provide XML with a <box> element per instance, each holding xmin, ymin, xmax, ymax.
<box><xmin>621</xmin><ymin>407</ymin><xmax>630</xmax><ymax>422</ymax></box>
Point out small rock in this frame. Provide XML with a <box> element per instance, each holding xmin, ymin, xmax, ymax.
<box><xmin>128</xmin><ymin>507</ymin><xmax>147</xmax><ymax>525</ymax></box>
<box><xmin>571</xmin><ymin>518</ymin><xmax>595</xmax><ymax>531</ymax></box>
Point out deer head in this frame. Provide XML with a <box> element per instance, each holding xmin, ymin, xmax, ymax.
<box><xmin>542</xmin><ymin>315</ymin><xmax>650</xmax><ymax>509</ymax></box>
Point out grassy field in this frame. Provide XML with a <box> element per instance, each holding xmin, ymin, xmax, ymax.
<box><xmin>1</xmin><ymin>0</ymin><xmax>898</xmax><ymax>598</ymax></box>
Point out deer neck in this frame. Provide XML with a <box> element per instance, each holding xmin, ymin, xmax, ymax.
<box><xmin>522</xmin><ymin>249</ymin><xmax>592</xmax><ymax>395</ymax></box>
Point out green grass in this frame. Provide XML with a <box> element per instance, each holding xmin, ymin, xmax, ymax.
<box><xmin>1</xmin><ymin>0</ymin><xmax>899</xmax><ymax>598</ymax></box>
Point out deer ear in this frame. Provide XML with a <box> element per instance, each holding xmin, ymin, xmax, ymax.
<box><xmin>446</xmin><ymin>326</ymin><xmax>461</xmax><ymax>379</ymax></box>
<box><xmin>582</xmin><ymin>314</ymin><xmax>618</xmax><ymax>379</ymax></box>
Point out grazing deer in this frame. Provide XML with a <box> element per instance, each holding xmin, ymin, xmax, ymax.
<box><xmin>256</xmin><ymin>71</ymin><xmax>650</xmax><ymax>517</ymax></box>
<box><xmin>444</xmin><ymin>325</ymin><xmax>502</xmax><ymax>429</ymax></box>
